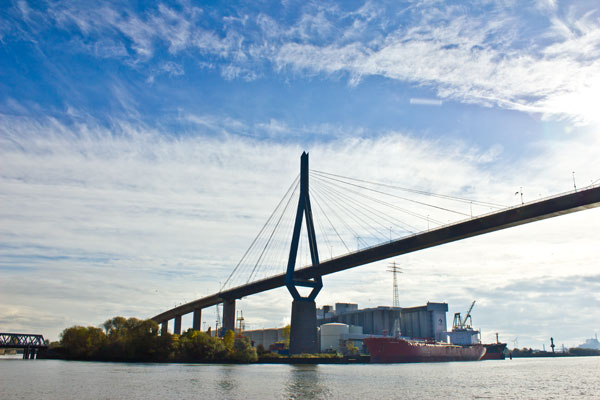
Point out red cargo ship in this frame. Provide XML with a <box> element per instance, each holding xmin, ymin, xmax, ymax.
<box><xmin>363</xmin><ymin>337</ymin><xmax>486</xmax><ymax>363</ymax></box>
<box><xmin>482</xmin><ymin>342</ymin><xmax>507</xmax><ymax>360</ymax></box>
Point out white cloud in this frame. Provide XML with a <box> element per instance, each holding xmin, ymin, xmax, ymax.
<box><xmin>1</xmin><ymin>113</ymin><xmax>598</xmax><ymax>346</ymax></box>
<box><xmin>13</xmin><ymin>1</ymin><xmax>599</xmax><ymax>125</ymax></box>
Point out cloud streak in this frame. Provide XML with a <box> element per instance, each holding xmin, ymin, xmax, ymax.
<box><xmin>1</xmin><ymin>112</ymin><xmax>598</xmax><ymax>345</ymax></box>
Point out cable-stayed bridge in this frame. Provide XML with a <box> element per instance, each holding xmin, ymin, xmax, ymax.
<box><xmin>152</xmin><ymin>153</ymin><xmax>600</xmax><ymax>353</ymax></box>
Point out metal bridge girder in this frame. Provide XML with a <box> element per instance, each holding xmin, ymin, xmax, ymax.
<box><xmin>0</xmin><ymin>333</ymin><xmax>47</xmax><ymax>348</ymax></box>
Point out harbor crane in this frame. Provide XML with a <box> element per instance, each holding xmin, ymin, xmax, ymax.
<box><xmin>453</xmin><ymin>300</ymin><xmax>476</xmax><ymax>330</ymax></box>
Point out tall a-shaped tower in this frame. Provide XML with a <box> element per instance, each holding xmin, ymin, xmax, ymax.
<box><xmin>286</xmin><ymin>152</ymin><xmax>323</xmax><ymax>354</ymax></box>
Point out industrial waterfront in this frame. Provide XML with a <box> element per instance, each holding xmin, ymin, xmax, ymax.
<box><xmin>2</xmin><ymin>357</ymin><xmax>599</xmax><ymax>399</ymax></box>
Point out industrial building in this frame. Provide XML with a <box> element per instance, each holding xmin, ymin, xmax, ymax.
<box><xmin>317</xmin><ymin>302</ymin><xmax>448</xmax><ymax>341</ymax></box>
<box><xmin>243</xmin><ymin>327</ymin><xmax>286</xmax><ymax>349</ymax></box>
<box><xmin>242</xmin><ymin>302</ymin><xmax>450</xmax><ymax>351</ymax></box>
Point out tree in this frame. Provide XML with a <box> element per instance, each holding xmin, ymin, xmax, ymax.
<box><xmin>178</xmin><ymin>329</ymin><xmax>226</xmax><ymax>362</ymax></box>
<box><xmin>344</xmin><ymin>340</ymin><xmax>359</xmax><ymax>356</ymax></box>
<box><xmin>229</xmin><ymin>336</ymin><xmax>258</xmax><ymax>362</ymax></box>
<box><xmin>60</xmin><ymin>326</ymin><xmax>107</xmax><ymax>359</ymax></box>
<box><xmin>282</xmin><ymin>324</ymin><xmax>291</xmax><ymax>348</ymax></box>
<box><xmin>224</xmin><ymin>329</ymin><xmax>235</xmax><ymax>351</ymax></box>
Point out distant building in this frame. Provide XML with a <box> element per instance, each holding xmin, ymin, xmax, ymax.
<box><xmin>243</xmin><ymin>327</ymin><xmax>285</xmax><ymax>349</ymax></box>
<box><xmin>577</xmin><ymin>335</ymin><xmax>600</xmax><ymax>350</ymax></box>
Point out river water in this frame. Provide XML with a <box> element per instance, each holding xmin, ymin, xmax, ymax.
<box><xmin>1</xmin><ymin>357</ymin><xmax>599</xmax><ymax>399</ymax></box>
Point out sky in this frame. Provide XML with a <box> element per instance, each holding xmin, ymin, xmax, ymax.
<box><xmin>1</xmin><ymin>0</ymin><xmax>599</xmax><ymax>349</ymax></box>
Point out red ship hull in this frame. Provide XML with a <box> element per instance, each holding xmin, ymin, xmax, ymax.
<box><xmin>481</xmin><ymin>343</ymin><xmax>507</xmax><ymax>360</ymax></box>
<box><xmin>364</xmin><ymin>337</ymin><xmax>486</xmax><ymax>363</ymax></box>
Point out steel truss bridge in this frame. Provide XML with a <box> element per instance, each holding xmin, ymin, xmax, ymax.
<box><xmin>0</xmin><ymin>333</ymin><xmax>47</xmax><ymax>359</ymax></box>
<box><xmin>151</xmin><ymin>153</ymin><xmax>600</xmax><ymax>353</ymax></box>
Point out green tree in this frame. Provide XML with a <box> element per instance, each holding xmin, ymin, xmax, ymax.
<box><xmin>224</xmin><ymin>329</ymin><xmax>235</xmax><ymax>352</ymax></box>
<box><xmin>229</xmin><ymin>336</ymin><xmax>258</xmax><ymax>362</ymax></box>
<box><xmin>344</xmin><ymin>340</ymin><xmax>359</xmax><ymax>355</ymax></box>
<box><xmin>179</xmin><ymin>329</ymin><xmax>226</xmax><ymax>361</ymax></box>
<box><xmin>282</xmin><ymin>324</ymin><xmax>291</xmax><ymax>348</ymax></box>
<box><xmin>60</xmin><ymin>326</ymin><xmax>107</xmax><ymax>359</ymax></box>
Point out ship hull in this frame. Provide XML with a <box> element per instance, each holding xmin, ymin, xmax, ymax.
<box><xmin>364</xmin><ymin>337</ymin><xmax>486</xmax><ymax>363</ymax></box>
<box><xmin>481</xmin><ymin>343</ymin><xmax>507</xmax><ymax>360</ymax></box>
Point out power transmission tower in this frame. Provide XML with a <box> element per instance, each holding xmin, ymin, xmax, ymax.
<box><xmin>387</xmin><ymin>261</ymin><xmax>402</xmax><ymax>308</ymax></box>
<box><xmin>387</xmin><ymin>261</ymin><xmax>403</xmax><ymax>337</ymax></box>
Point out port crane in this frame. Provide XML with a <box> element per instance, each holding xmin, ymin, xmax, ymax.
<box><xmin>453</xmin><ymin>300</ymin><xmax>476</xmax><ymax>330</ymax></box>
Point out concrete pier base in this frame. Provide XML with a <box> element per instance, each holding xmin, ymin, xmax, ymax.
<box><xmin>289</xmin><ymin>300</ymin><xmax>318</xmax><ymax>354</ymax></box>
<box><xmin>192</xmin><ymin>309</ymin><xmax>202</xmax><ymax>331</ymax></box>
<box><xmin>174</xmin><ymin>315</ymin><xmax>182</xmax><ymax>335</ymax></box>
<box><xmin>223</xmin><ymin>299</ymin><xmax>236</xmax><ymax>335</ymax></box>
<box><xmin>161</xmin><ymin>320</ymin><xmax>168</xmax><ymax>336</ymax></box>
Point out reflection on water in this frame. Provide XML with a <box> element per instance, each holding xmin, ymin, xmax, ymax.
<box><xmin>1</xmin><ymin>357</ymin><xmax>600</xmax><ymax>400</ymax></box>
<box><xmin>285</xmin><ymin>365</ymin><xmax>332</xmax><ymax>400</ymax></box>
<box><xmin>215</xmin><ymin>365</ymin><xmax>239</xmax><ymax>395</ymax></box>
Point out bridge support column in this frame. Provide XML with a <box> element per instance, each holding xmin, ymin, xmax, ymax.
<box><xmin>289</xmin><ymin>300</ymin><xmax>318</xmax><ymax>354</ymax></box>
<box><xmin>161</xmin><ymin>320</ymin><xmax>168</xmax><ymax>336</ymax></box>
<box><xmin>174</xmin><ymin>315</ymin><xmax>182</xmax><ymax>335</ymax></box>
<box><xmin>223</xmin><ymin>299</ymin><xmax>236</xmax><ymax>335</ymax></box>
<box><xmin>22</xmin><ymin>347</ymin><xmax>29</xmax><ymax>359</ymax></box>
<box><xmin>192</xmin><ymin>309</ymin><xmax>202</xmax><ymax>331</ymax></box>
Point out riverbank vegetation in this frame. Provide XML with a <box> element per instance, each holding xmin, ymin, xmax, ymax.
<box><xmin>510</xmin><ymin>347</ymin><xmax>600</xmax><ymax>358</ymax></box>
<box><xmin>52</xmin><ymin>317</ymin><xmax>257</xmax><ymax>363</ymax></box>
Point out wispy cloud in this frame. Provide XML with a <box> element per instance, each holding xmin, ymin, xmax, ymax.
<box><xmin>1</xmin><ymin>112</ymin><xmax>598</xmax><ymax>342</ymax></box>
<box><xmin>410</xmin><ymin>98</ymin><xmax>443</xmax><ymax>106</ymax></box>
<box><xmin>6</xmin><ymin>1</ymin><xmax>600</xmax><ymax>124</ymax></box>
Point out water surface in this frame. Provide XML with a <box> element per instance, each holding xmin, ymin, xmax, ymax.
<box><xmin>1</xmin><ymin>357</ymin><xmax>599</xmax><ymax>399</ymax></box>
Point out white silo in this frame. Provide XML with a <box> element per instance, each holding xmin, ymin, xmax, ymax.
<box><xmin>320</xmin><ymin>323</ymin><xmax>349</xmax><ymax>352</ymax></box>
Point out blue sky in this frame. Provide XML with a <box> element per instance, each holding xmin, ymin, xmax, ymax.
<box><xmin>1</xmin><ymin>0</ymin><xmax>600</xmax><ymax>348</ymax></box>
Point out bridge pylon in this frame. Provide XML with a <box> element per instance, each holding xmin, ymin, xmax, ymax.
<box><xmin>286</xmin><ymin>152</ymin><xmax>322</xmax><ymax>354</ymax></box>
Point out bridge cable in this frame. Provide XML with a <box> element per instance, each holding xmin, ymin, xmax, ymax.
<box><xmin>312</xmin><ymin>171</ymin><xmax>472</xmax><ymax>217</ymax></box>
<box><xmin>310</xmin><ymin>185</ymin><xmax>359</xmax><ymax>251</ymax></box>
<box><xmin>312</xmin><ymin>179</ymin><xmax>395</xmax><ymax>242</ymax></box>
<box><xmin>311</xmin><ymin>170</ymin><xmax>506</xmax><ymax>209</ymax></box>
<box><xmin>310</xmin><ymin>186</ymin><xmax>336</xmax><ymax>260</ymax></box>
<box><xmin>247</xmin><ymin>181</ymin><xmax>299</xmax><ymax>283</ymax></box>
<box><xmin>312</xmin><ymin>175</ymin><xmax>426</xmax><ymax>231</ymax></box>
<box><xmin>312</xmin><ymin>180</ymin><xmax>389</xmax><ymax>246</ymax></box>
<box><xmin>310</xmin><ymin>187</ymin><xmax>351</xmax><ymax>253</ymax></box>
<box><xmin>220</xmin><ymin>175</ymin><xmax>299</xmax><ymax>290</ymax></box>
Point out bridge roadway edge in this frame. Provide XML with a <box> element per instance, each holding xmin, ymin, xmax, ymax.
<box><xmin>151</xmin><ymin>186</ymin><xmax>600</xmax><ymax>324</ymax></box>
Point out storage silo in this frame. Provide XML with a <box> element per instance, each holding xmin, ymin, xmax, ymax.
<box><xmin>320</xmin><ymin>323</ymin><xmax>349</xmax><ymax>352</ymax></box>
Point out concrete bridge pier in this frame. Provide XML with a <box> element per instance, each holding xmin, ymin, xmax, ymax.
<box><xmin>174</xmin><ymin>315</ymin><xmax>182</xmax><ymax>335</ymax></box>
<box><xmin>192</xmin><ymin>309</ymin><xmax>202</xmax><ymax>331</ymax></box>
<box><xmin>161</xmin><ymin>320</ymin><xmax>168</xmax><ymax>336</ymax></box>
<box><xmin>289</xmin><ymin>300</ymin><xmax>318</xmax><ymax>354</ymax></box>
<box><xmin>222</xmin><ymin>299</ymin><xmax>236</xmax><ymax>334</ymax></box>
<box><xmin>22</xmin><ymin>347</ymin><xmax>37</xmax><ymax>359</ymax></box>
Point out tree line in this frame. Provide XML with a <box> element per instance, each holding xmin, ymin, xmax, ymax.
<box><xmin>54</xmin><ymin>316</ymin><xmax>257</xmax><ymax>363</ymax></box>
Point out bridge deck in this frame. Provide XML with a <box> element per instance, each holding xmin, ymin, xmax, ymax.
<box><xmin>152</xmin><ymin>185</ymin><xmax>600</xmax><ymax>323</ymax></box>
